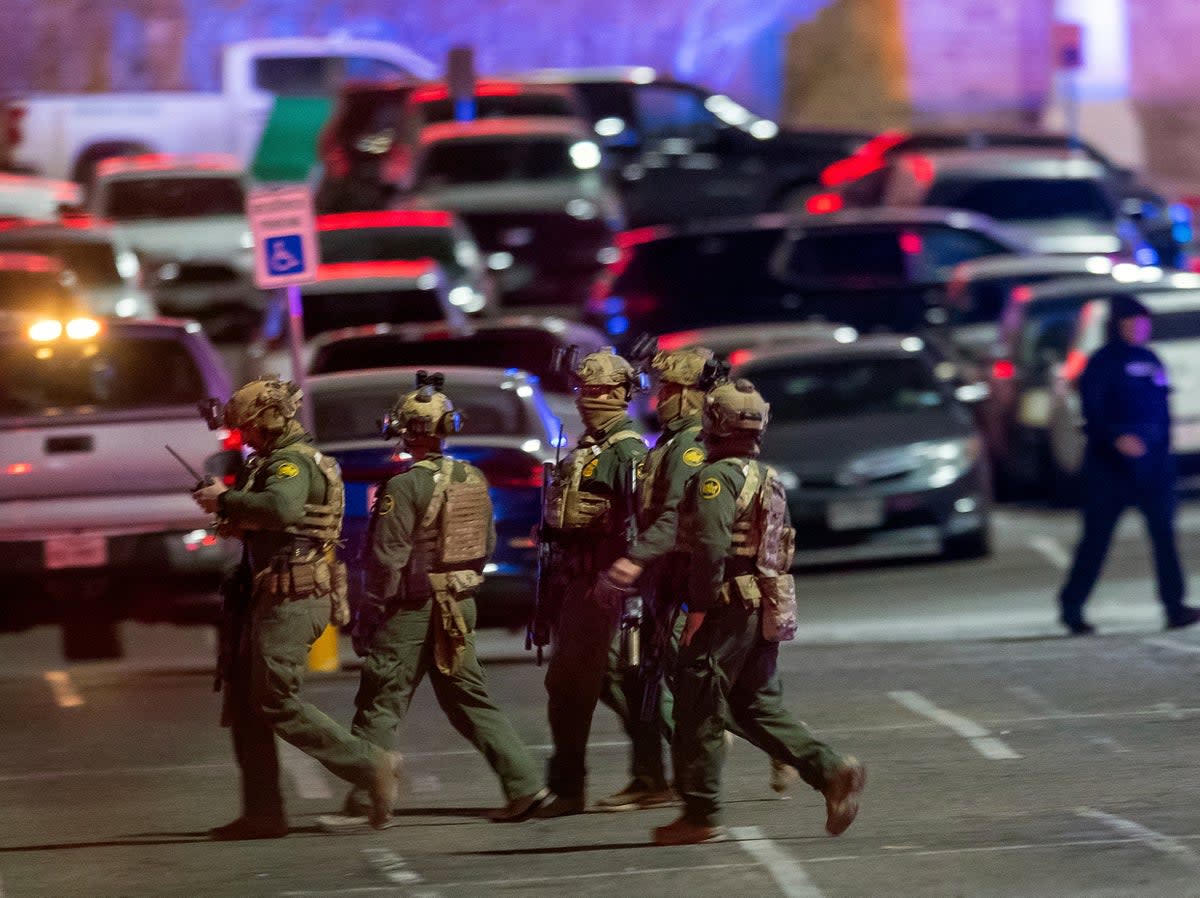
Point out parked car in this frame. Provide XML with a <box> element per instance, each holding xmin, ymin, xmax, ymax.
<box><xmin>307</xmin><ymin>365</ymin><xmax>563</xmax><ymax>625</ymax></box>
<box><xmin>4</xmin><ymin>37</ymin><xmax>436</xmax><ymax>184</ymax></box>
<box><xmin>0</xmin><ymin>172</ymin><xmax>81</xmax><ymax>221</ymax></box>
<box><xmin>654</xmin><ymin>320</ymin><xmax>859</xmax><ymax>363</ymax></box>
<box><xmin>732</xmin><ymin>335</ymin><xmax>991</xmax><ymax>565</ymax></box>
<box><xmin>0</xmin><ymin>219</ymin><xmax>155</xmax><ymax>319</ymax></box>
<box><xmin>404</xmin><ymin>117</ymin><xmax>623</xmax><ymax>309</ymax></box>
<box><xmin>590</xmin><ymin>208</ymin><xmax>1030</xmax><ymax>342</ymax></box>
<box><xmin>307</xmin><ymin>315</ymin><xmax>608</xmax><ymax>441</ymax></box>
<box><xmin>979</xmin><ymin>268</ymin><xmax>1169</xmax><ymax>493</ymax></box>
<box><xmin>1045</xmin><ymin>274</ymin><xmax>1200</xmax><ymax>490</ymax></box>
<box><xmin>0</xmin><ymin>312</ymin><xmax>238</xmax><ymax>659</ymax></box>
<box><xmin>316</xmin><ymin>209</ymin><xmax>494</xmax><ymax>316</ymax></box>
<box><xmin>0</xmin><ymin>251</ymin><xmax>85</xmax><ymax>316</ymax></box>
<box><xmin>836</xmin><ymin>149</ymin><xmax>1160</xmax><ymax>262</ymax></box>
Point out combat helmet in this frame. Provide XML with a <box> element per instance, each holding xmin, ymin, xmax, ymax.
<box><xmin>381</xmin><ymin>371</ymin><xmax>464</xmax><ymax>440</ymax></box>
<box><xmin>223</xmin><ymin>376</ymin><xmax>302</xmax><ymax>431</ymax></box>
<box><xmin>702</xmin><ymin>379</ymin><xmax>770</xmax><ymax>439</ymax></box>
<box><xmin>650</xmin><ymin>346</ymin><xmax>714</xmax><ymax>387</ymax></box>
<box><xmin>572</xmin><ymin>347</ymin><xmax>640</xmax><ymax>393</ymax></box>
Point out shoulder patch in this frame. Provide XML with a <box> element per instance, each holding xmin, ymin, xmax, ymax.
<box><xmin>581</xmin><ymin>457</ymin><xmax>599</xmax><ymax>479</ymax></box>
<box><xmin>682</xmin><ymin>447</ymin><xmax>705</xmax><ymax>468</ymax></box>
<box><xmin>274</xmin><ymin>461</ymin><xmax>300</xmax><ymax>479</ymax></box>
<box><xmin>376</xmin><ymin>494</ymin><xmax>395</xmax><ymax>516</ymax></box>
<box><xmin>636</xmin><ymin>460</ymin><xmax>647</xmax><ymax>480</ymax></box>
<box><xmin>700</xmin><ymin>477</ymin><xmax>722</xmax><ymax>500</ymax></box>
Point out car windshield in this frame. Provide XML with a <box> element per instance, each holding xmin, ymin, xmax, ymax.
<box><xmin>103</xmin><ymin>176</ymin><xmax>246</xmax><ymax>220</ymax></box>
<box><xmin>744</xmin><ymin>355</ymin><xmax>946</xmax><ymax>422</ymax></box>
<box><xmin>925</xmin><ymin>177</ymin><xmax>1115</xmax><ymax>222</ymax></box>
<box><xmin>0</xmin><ymin>269</ymin><xmax>75</xmax><ymax>312</ymax></box>
<box><xmin>300</xmin><ymin>288</ymin><xmax>445</xmax><ymax>340</ymax></box>
<box><xmin>313</xmin><ymin>382</ymin><xmax>528</xmax><ymax>442</ymax></box>
<box><xmin>416</xmin><ymin>94</ymin><xmax>574</xmax><ymax>125</ymax></box>
<box><xmin>0</xmin><ymin>333</ymin><xmax>203</xmax><ymax>416</ymax></box>
<box><xmin>0</xmin><ymin>238</ymin><xmax>121</xmax><ymax>286</ymax></box>
<box><xmin>312</xmin><ymin>329</ymin><xmax>588</xmax><ymax>393</ymax></box>
<box><xmin>318</xmin><ymin>228</ymin><xmax>460</xmax><ymax>274</ymax></box>
<box><xmin>419</xmin><ymin>138</ymin><xmax>576</xmax><ymax>185</ymax></box>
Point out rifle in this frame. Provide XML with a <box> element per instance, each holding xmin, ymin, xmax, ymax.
<box><xmin>616</xmin><ymin>460</ymin><xmax>642</xmax><ymax>669</ymax></box>
<box><xmin>215</xmin><ymin>547</ymin><xmax>251</xmax><ymax>698</ymax></box>
<box><xmin>639</xmin><ymin>559</ymin><xmax>683</xmax><ymax>723</ymax></box>
<box><xmin>526</xmin><ymin>423</ymin><xmax>566</xmax><ymax>665</ymax></box>
<box><xmin>166</xmin><ymin>444</ymin><xmax>215</xmax><ymax>491</ymax></box>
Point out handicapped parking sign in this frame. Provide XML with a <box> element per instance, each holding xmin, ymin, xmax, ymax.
<box><xmin>246</xmin><ymin>186</ymin><xmax>320</xmax><ymax>289</ymax></box>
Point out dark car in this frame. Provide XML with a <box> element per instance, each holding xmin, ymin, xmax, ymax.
<box><xmin>589</xmin><ymin>208</ymin><xmax>1030</xmax><ymax>342</ymax></box>
<box><xmin>733</xmin><ymin>335</ymin><xmax>991</xmax><ymax>565</ymax></box>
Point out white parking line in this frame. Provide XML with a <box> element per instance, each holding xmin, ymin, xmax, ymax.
<box><xmin>1007</xmin><ymin>686</ymin><xmax>1129</xmax><ymax>753</ymax></box>
<box><xmin>277</xmin><ymin>739</ymin><xmax>333</xmax><ymax>800</ymax></box>
<box><xmin>1076</xmin><ymin>808</ymin><xmax>1200</xmax><ymax>869</ymax></box>
<box><xmin>1144</xmin><ymin>636</ymin><xmax>1200</xmax><ymax>655</ymax></box>
<box><xmin>42</xmin><ymin>670</ymin><xmax>84</xmax><ymax>708</ymax></box>
<box><xmin>362</xmin><ymin>848</ymin><xmax>428</xmax><ymax>887</ymax></box>
<box><xmin>889</xmin><ymin>690</ymin><xmax>1022</xmax><ymax>760</ymax></box>
<box><xmin>410</xmin><ymin>864</ymin><xmax>760</xmax><ymax>891</ymax></box>
<box><xmin>731</xmin><ymin>826</ymin><xmax>827</xmax><ymax>898</ymax></box>
<box><xmin>1028</xmin><ymin>535</ymin><xmax>1071</xmax><ymax>570</ymax></box>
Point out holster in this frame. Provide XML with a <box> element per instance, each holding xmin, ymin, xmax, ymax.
<box><xmin>429</xmin><ymin>570</ymin><xmax>481</xmax><ymax>676</ymax></box>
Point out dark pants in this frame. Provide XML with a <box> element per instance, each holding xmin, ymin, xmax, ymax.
<box><xmin>1059</xmin><ymin>454</ymin><xmax>1186</xmax><ymax>623</ymax></box>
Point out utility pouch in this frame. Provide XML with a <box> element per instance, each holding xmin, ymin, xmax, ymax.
<box><xmin>731</xmin><ymin>573</ymin><xmax>761</xmax><ymax>610</ymax></box>
<box><xmin>329</xmin><ymin>560</ymin><xmax>351</xmax><ymax>626</ymax></box>
<box><xmin>289</xmin><ymin>561</ymin><xmax>318</xmax><ymax>596</ymax></box>
<box><xmin>759</xmin><ymin>574</ymin><xmax>797</xmax><ymax>643</ymax></box>
<box><xmin>446</xmin><ymin>569</ymin><xmax>484</xmax><ymax>597</ymax></box>
<box><xmin>429</xmin><ymin>573</ymin><xmax>471</xmax><ymax>676</ymax></box>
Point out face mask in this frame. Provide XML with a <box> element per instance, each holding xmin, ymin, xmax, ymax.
<box><xmin>657</xmin><ymin>386</ymin><xmax>703</xmax><ymax>428</ymax></box>
<box><xmin>577</xmin><ymin>395</ymin><xmax>627</xmax><ymax>433</ymax></box>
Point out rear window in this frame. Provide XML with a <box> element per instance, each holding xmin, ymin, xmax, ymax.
<box><xmin>313</xmin><ymin>382</ymin><xmax>527</xmax><ymax>442</ymax></box>
<box><xmin>418</xmin><ymin>139</ymin><xmax>577</xmax><ymax>185</ymax></box>
<box><xmin>318</xmin><ymin>227</ymin><xmax>460</xmax><ymax>274</ymax></box>
<box><xmin>0</xmin><ymin>239</ymin><xmax>121</xmax><ymax>287</ymax></box>
<box><xmin>103</xmin><ymin>176</ymin><xmax>245</xmax><ymax>220</ymax></box>
<box><xmin>300</xmin><ymin>288</ymin><xmax>445</xmax><ymax>339</ymax></box>
<box><xmin>0</xmin><ymin>270</ymin><xmax>75</xmax><ymax>313</ymax></box>
<box><xmin>0</xmin><ymin>333</ymin><xmax>203</xmax><ymax>416</ymax></box>
<box><xmin>1150</xmin><ymin>308</ymin><xmax>1200</xmax><ymax>342</ymax></box>
<box><xmin>415</xmin><ymin>94</ymin><xmax>575</xmax><ymax>125</ymax></box>
<box><xmin>925</xmin><ymin>177</ymin><xmax>1115</xmax><ymax>222</ymax></box>
<box><xmin>784</xmin><ymin>231</ymin><xmax>906</xmax><ymax>281</ymax></box>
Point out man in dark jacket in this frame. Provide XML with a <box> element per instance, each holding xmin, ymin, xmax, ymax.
<box><xmin>1058</xmin><ymin>294</ymin><xmax>1200</xmax><ymax>635</ymax></box>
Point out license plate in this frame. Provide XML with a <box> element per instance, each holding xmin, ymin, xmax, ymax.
<box><xmin>44</xmin><ymin>534</ymin><xmax>108</xmax><ymax>570</ymax></box>
<box><xmin>827</xmin><ymin>499</ymin><xmax>885</xmax><ymax>531</ymax></box>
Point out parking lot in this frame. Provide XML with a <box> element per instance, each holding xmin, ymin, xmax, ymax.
<box><xmin>4</xmin><ymin>505</ymin><xmax>1200</xmax><ymax>898</ymax></box>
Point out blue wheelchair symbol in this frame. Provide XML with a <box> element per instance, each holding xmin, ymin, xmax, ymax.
<box><xmin>265</xmin><ymin>235</ymin><xmax>304</xmax><ymax>276</ymax></box>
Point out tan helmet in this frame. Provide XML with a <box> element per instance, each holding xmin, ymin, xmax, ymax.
<box><xmin>702</xmin><ymin>379</ymin><xmax>770</xmax><ymax>438</ymax></box>
<box><xmin>381</xmin><ymin>371</ymin><xmax>464</xmax><ymax>440</ymax></box>
<box><xmin>651</xmin><ymin>346</ymin><xmax>713</xmax><ymax>387</ymax></box>
<box><xmin>223</xmin><ymin>376</ymin><xmax>302</xmax><ymax>431</ymax></box>
<box><xmin>573</xmin><ymin>347</ymin><xmax>639</xmax><ymax>392</ymax></box>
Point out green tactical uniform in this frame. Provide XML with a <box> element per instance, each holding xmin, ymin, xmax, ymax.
<box><xmin>600</xmin><ymin>414</ymin><xmax>704</xmax><ymax>790</ymax></box>
<box><xmin>348</xmin><ymin>452</ymin><xmax>543</xmax><ymax>807</ymax></box>
<box><xmin>217</xmin><ymin>422</ymin><xmax>385</xmax><ymax>824</ymax></box>
<box><xmin>544</xmin><ymin>414</ymin><xmax>647</xmax><ymax>801</ymax></box>
<box><xmin>672</xmin><ymin>456</ymin><xmax>846</xmax><ymax>826</ymax></box>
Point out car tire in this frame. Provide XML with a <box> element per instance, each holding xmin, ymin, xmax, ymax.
<box><xmin>943</xmin><ymin>527</ymin><xmax>991</xmax><ymax>560</ymax></box>
<box><xmin>54</xmin><ymin>575</ymin><xmax>123</xmax><ymax>661</ymax></box>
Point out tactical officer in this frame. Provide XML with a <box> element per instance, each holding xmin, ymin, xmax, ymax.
<box><xmin>601</xmin><ymin>347</ymin><xmax>799</xmax><ymax>811</ymax></box>
<box><xmin>193</xmin><ymin>377</ymin><xmax>399</xmax><ymax>840</ymax></box>
<box><xmin>537</xmin><ymin>348</ymin><xmax>648</xmax><ymax>818</ymax></box>
<box><xmin>656</xmin><ymin>379</ymin><xmax>865</xmax><ymax>846</ymax></box>
<box><xmin>1057</xmin><ymin>295</ymin><xmax>1200</xmax><ymax>635</ymax></box>
<box><xmin>320</xmin><ymin>374</ymin><xmax>549</xmax><ymax>830</ymax></box>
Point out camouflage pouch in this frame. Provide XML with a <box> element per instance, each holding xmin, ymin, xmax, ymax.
<box><xmin>446</xmin><ymin>569</ymin><xmax>483</xmax><ymax>597</ymax></box>
<box><xmin>429</xmin><ymin>573</ymin><xmax>469</xmax><ymax>676</ymax></box>
<box><xmin>759</xmin><ymin>574</ymin><xmax>797</xmax><ymax>643</ymax></box>
<box><xmin>731</xmin><ymin>573</ymin><xmax>761</xmax><ymax>610</ymax></box>
<box><xmin>329</xmin><ymin>560</ymin><xmax>351</xmax><ymax>627</ymax></box>
<box><xmin>289</xmin><ymin>561</ymin><xmax>318</xmax><ymax>596</ymax></box>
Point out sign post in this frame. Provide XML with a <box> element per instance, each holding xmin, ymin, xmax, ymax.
<box><xmin>246</xmin><ymin>185</ymin><xmax>321</xmax><ymax>430</ymax></box>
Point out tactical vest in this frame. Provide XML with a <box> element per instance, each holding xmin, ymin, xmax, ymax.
<box><xmin>279</xmin><ymin>443</ymin><xmax>344</xmax><ymax>543</ymax></box>
<box><xmin>544</xmin><ymin>429</ymin><xmax>642</xmax><ymax>531</ymax></box>
<box><xmin>639</xmin><ymin>424</ymin><xmax>701</xmax><ymax>518</ymax></box>
<box><xmin>406</xmin><ymin>457</ymin><xmax>492</xmax><ymax>603</ymax></box>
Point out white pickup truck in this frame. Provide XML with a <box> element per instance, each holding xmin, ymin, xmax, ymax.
<box><xmin>5</xmin><ymin>36</ymin><xmax>436</xmax><ymax>184</ymax></box>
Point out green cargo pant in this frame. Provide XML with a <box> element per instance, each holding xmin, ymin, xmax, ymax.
<box><xmin>673</xmin><ymin>602</ymin><xmax>846</xmax><ymax>826</ymax></box>
<box><xmin>545</xmin><ymin>574</ymin><xmax>622</xmax><ymax>798</ymax></box>
<box><xmin>350</xmin><ymin>597</ymin><xmax>542</xmax><ymax>803</ymax></box>
<box><xmin>229</xmin><ymin>594</ymin><xmax>384</xmax><ymax>819</ymax></box>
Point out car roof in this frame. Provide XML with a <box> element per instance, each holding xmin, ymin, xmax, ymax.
<box><xmin>733</xmin><ymin>334</ymin><xmax>932</xmax><ymax>369</ymax></box>
<box><xmin>308</xmin><ymin>259</ymin><xmax>442</xmax><ymax>288</ymax></box>
<box><xmin>316</xmin><ymin>210</ymin><xmax>457</xmax><ymax>231</ymax></box>
<box><xmin>308</xmin><ymin>314</ymin><xmax>602</xmax><ymax>354</ymax></box>
<box><xmin>1022</xmin><ymin>271</ymin><xmax>1200</xmax><ymax>304</ymax></box>
<box><xmin>418</xmin><ymin>116</ymin><xmax>591</xmax><ymax>144</ymax></box>
<box><xmin>899</xmin><ymin>149</ymin><xmax>1108</xmax><ymax>179</ymax></box>
<box><xmin>506</xmin><ymin>67</ymin><xmax>660</xmax><ymax>85</ymax></box>
<box><xmin>951</xmin><ymin>254</ymin><xmax>1115</xmax><ymax>281</ymax></box>
<box><xmin>408</xmin><ymin>79</ymin><xmax>576</xmax><ymax>101</ymax></box>
<box><xmin>656</xmin><ymin>321</ymin><xmax>858</xmax><ymax>354</ymax></box>
<box><xmin>307</xmin><ymin>365</ymin><xmax>539</xmax><ymax>393</ymax></box>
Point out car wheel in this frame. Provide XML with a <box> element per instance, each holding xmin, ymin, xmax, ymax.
<box><xmin>53</xmin><ymin>575</ymin><xmax>123</xmax><ymax>661</ymax></box>
<box><xmin>943</xmin><ymin>527</ymin><xmax>991</xmax><ymax>560</ymax></box>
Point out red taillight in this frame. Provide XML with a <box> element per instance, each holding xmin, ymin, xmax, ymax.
<box><xmin>805</xmin><ymin>192</ymin><xmax>843</xmax><ymax>215</ymax></box>
<box><xmin>6</xmin><ymin>104</ymin><xmax>26</xmax><ymax>150</ymax></box>
<box><xmin>1061</xmin><ymin>349</ymin><xmax>1088</xmax><ymax>383</ymax></box>
<box><xmin>899</xmin><ymin>231</ymin><xmax>923</xmax><ymax>255</ymax></box>
<box><xmin>220</xmin><ymin>428</ymin><xmax>243</xmax><ymax>451</ymax></box>
<box><xmin>7</xmin><ymin>462</ymin><xmax>32</xmax><ymax>475</ymax></box>
<box><xmin>906</xmin><ymin>154</ymin><xmax>935</xmax><ymax>185</ymax></box>
<box><xmin>1011</xmin><ymin>285</ymin><xmax>1034</xmax><ymax>304</ymax></box>
<box><xmin>728</xmin><ymin>348</ymin><xmax>752</xmax><ymax>368</ymax></box>
<box><xmin>818</xmin><ymin>130</ymin><xmax>908</xmax><ymax>187</ymax></box>
<box><xmin>992</xmin><ymin>359</ymin><xmax>1015</xmax><ymax>380</ymax></box>
<box><xmin>479</xmin><ymin>456</ymin><xmax>544</xmax><ymax>490</ymax></box>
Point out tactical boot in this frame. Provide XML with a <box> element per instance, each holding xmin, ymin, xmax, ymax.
<box><xmin>769</xmin><ymin>759</ymin><xmax>801</xmax><ymax>794</ymax></box>
<box><xmin>596</xmin><ymin>780</ymin><xmax>676</xmax><ymax>812</ymax></box>
<box><xmin>315</xmin><ymin>812</ymin><xmax>370</xmax><ymax>834</ymax></box>
<box><xmin>1060</xmin><ymin>614</ymin><xmax>1096</xmax><ymax>637</ymax></box>
<box><xmin>1166</xmin><ymin>607</ymin><xmax>1200</xmax><ymax>630</ymax></box>
<box><xmin>652</xmin><ymin>816</ymin><xmax>727</xmax><ymax>846</ymax></box>
<box><xmin>209</xmin><ymin>815</ymin><xmax>288</xmax><ymax>841</ymax></box>
<box><xmin>367</xmin><ymin>751</ymin><xmax>405</xmax><ymax>829</ymax></box>
<box><xmin>533</xmin><ymin>792</ymin><xmax>587</xmax><ymax>819</ymax></box>
<box><xmin>488</xmin><ymin>787</ymin><xmax>550</xmax><ymax>823</ymax></box>
<box><xmin>822</xmin><ymin>757</ymin><xmax>866</xmax><ymax>836</ymax></box>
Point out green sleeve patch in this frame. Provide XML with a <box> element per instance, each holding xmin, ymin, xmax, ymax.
<box><xmin>700</xmin><ymin>477</ymin><xmax>722</xmax><ymax>499</ymax></box>
<box><xmin>682</xmin><ymin>447</ymin><xmax>705</xmax><ymax>467</ymax></box>
<box><xmin>376</xmin><ymin>494</ymin><xmax>395</xmax><ymax>516</ymax></box>
<box><xmin>274</xmin><ymin>461</ymin><xmax>300</xmax><ymax>479</ymax></box>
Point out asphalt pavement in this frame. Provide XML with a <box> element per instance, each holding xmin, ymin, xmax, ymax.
<box><xmin>4</xmin><ymin>505</ymin><xmax>1200</xmax><ymax>897</ymax></box>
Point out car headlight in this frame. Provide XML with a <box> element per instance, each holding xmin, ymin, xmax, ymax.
<box><xmin>915</xmin><ymin>437</ymin><xmax>980</xmax><ymax>488</ymax></box>
<box><xmin>838</xmin><ymin>438</ymin><xmax>980</xmax><ymax>488</ymax></box>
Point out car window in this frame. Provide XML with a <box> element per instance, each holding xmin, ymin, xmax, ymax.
<box><xmin>254</xmin><ymin>56</ymin><xmax>342</xmax><ymax>96</ymax></box>
<box><xmin>573</xmin><ymin>83</ymin><xmax>638</xmax><ymax>148</ymax></box>
<box><xmin>921</xmin><ymin>225</ymin><xmax>1010</xmax><ymax>270</ymax></box>
<box><xmin>414</xmin><ymin>94</ymin><xmax>575</xmax><ymax>126</ymax></box>
<box><xmin>313</xmin><ymin>383</ymin><xmax>527</xmax><ymax>441</ymax></box>
<box><xmin>925</xmin><ymin>177</ymin><xmax>1115</xmax><ymax>222</ymax></box>
<box><xmin>344</xmin><ymin>57</ymin><xmax>406</xmax><ymax>82</ymax></box>
<box><xmin>746</xmin><ymin>356</ymin><xmax>945</xmax><ymax>422</ymax></box>
<box><xmin>635</xmin><ymin>86</ymin><xmax>719</xmax><ymax>144</ymax></box>
<box><xmin>318</xmin><ymin>228</ymin><xmax>462</xmax><ymax>276</ymax></box>
<box><xmin>0</xmin><ymin>269</ymin><xmax>76</xmax><ymax>311</ymax></box>
<box><xmin>1018</xmin><ymin>298</ymin><xmax>1087</xmax><ymax>373</ymax></box>
<box><xmin>0</xmin><ymin>238</ymin><xmax>122</xmax><ymax>287</ymax></box>
<box><xmin>102</xmin><ymin>176</ymin><xmax>245</xmax><ymax>220</ymax></box>
<box><xmin>0</xmin><ymin>332</ymin><xmax>203</xmax><ymax>416</ymax></box>
<box><xmin>784</xmin><ymin>231</ymin><xmax>907</xmax><ymax>282</ymax></box>
<box><xmin>1149</xmin><ymin>306</ymin><xmax>1200</xmax><ymax>342</ymax></box>
<box><xmin>418</xmin><ymin>139</ymin><xmax>576</xmax><ymax>185</ymax></box>
<box><xmin>299</xmin><ymin>287</ymin><xmax>446</xmax><ymax>339</ymax></box>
